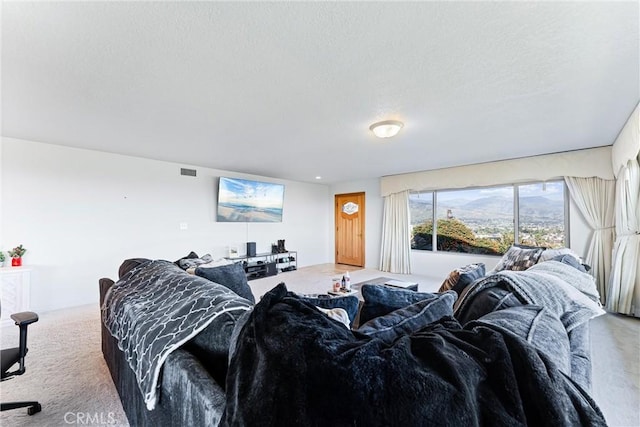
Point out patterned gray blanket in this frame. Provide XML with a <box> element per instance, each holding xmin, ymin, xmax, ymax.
<box><xmin>101</xmin><ymin>260</ymin><xmax>253</xmax><ymax>410</ymax></box>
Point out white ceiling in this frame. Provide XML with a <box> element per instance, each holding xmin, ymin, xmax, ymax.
<box><xmin>2</xmin><ymin>1</ymin><xmax>638</xmax><ymax>184</ymax></box>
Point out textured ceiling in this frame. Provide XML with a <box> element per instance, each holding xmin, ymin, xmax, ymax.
<box><xmin>2</xmin><ymin>1</ymin><xmax>639</xmax><ymax>184</ymax></box>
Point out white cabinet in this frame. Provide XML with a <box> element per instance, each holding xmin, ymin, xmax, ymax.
<box><xmin>0</xmin><ymin>267</ymin><xmax>31</xmax><ymax>327</ymax></box>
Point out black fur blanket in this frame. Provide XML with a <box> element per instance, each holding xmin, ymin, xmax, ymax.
<box><xmin>222</xmin><ymin>283</ymin><xmax>606</xmax><ymax>427</ymax></box>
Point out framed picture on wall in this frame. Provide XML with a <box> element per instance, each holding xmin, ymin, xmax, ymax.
<box><xmin>228</xmin><ymin>246</ymin><xmax>239</xmax><ymax>258</ymax></box>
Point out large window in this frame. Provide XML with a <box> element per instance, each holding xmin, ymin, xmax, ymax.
<box><xmin>409</xmin><ymin>191</ymin><xmax>433</xmax><ymax>250</ymax></box>
<box><xmin>517</xmin><ymin>181</ymin><xmax>566</xmax><ymax>248</ymax></box>
<box><xmin>410</xmin><ymin>180</ymin><xmax>567</xmax><ymax>255</ymax></box>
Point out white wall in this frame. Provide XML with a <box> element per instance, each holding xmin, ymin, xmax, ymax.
<box><xmin>1</xmin><ymin>137</ymin><xmax>601</xmax><ymax>312</ymax></box>
<box><xmin>0</xmin><ymin>138</ymin><xmax>3</xmax><ymax>246</ymax></box>
<box><xmin>329</xmin><ymin>178</ymin><xmax>383</xmax><ymax>269</ymax></box>
<box><xmin>1</xmin><ymin>138</ymin><xmax>331</xmax><ymax>312</ymax></box>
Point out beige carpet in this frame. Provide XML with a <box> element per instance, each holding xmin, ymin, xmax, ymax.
<box><xmin>0</xmin><ymin>304</ymin><xmax>128</xmax><ymax>426</ymax></box>
<box><xmin>1</xmin><ymin>264</ymin><xmax>638</xmax><ymax>427</ymax></box>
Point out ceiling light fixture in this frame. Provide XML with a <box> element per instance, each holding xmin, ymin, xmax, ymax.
<box><xmin>369</xmin><ymin>120</ymin><xmax>404</xmax><ymax>138</ymax></box>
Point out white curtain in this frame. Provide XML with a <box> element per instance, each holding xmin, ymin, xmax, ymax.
<box><xmin>565</xmin><ymin>177</ymin><xmax>616</xmax><ymax>301</ymax></box>
<box><xmin>607</xmin><ymin>154</ymin><xmax>640</xmax><ymax>315</ymax></box>
<box><xmin>379</xmin><ymin>190</ymin><xmax>412</xmax><ymax>274</ymax></box>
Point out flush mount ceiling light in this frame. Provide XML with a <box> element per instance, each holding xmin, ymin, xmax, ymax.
<box><xmin>369</xmin><ymin>120</ymin><xmax>404</xmax><ymax>138</ymax></box>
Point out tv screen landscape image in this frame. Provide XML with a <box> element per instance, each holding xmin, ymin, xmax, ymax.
<box><xmin>217</xmin><ymin>177</ymin><xmax>285</xmax><ymax>222</ymax></box>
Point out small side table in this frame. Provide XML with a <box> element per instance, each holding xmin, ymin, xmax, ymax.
<box><xmin>327</xmin><ymin>289</ymin><xmax>359</xmax><ymax>297</ymax></box>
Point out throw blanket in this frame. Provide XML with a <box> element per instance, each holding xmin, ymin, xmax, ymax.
<box><xmin>454</xmin><ymin>260</ymin><xmax>605</xmax><ymax>331</ymax></box>
<box><xmin>102</xmin><ymin>260</ymin><xmax>252</xmax><ymax>410</ymax></box>
<box><xmin>222</xmin><ymin>283</ymin><xmax>606</xmax><ymax>427</ymax></box>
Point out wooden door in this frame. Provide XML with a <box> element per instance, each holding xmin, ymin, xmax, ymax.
<box><xmin>335</xmin><ymin>192</ymin><xmax>365</xmax><ymax>267</ymax></box>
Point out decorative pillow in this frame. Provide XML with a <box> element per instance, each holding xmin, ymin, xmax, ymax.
<box><xmin>438</xmin><ymin>263</ymin><xmax>486</xmax><ymax>294</ymax></box>
<box><xmin>549</xmin><ymin>254</ymin><xmax>589</xmax><ymax>273</ymax></box>
<box><xmin>298</xmin><ymin>294</ymin><xmax>360</xmax><ymax>328</ymax></box>
<box><xmin>512</xmin><ymin>243</ymin><xmax>546</xmax><ymax>250</ymax></box>
<box><xmin>316</xmin><ymin>307</ymin><xmax>350</xmax><ymax>329</ymax></box>
<box><xmin>439</xmin><ymin>270</ymin><xmax>460</xmax><ymax>293</ymax></box>
<box><xmin>538</xmin><ymin>247</ymin><xmax>581</xmax><ymax>264</ymax></box>
<box><xmin>491</xmin><ymin>245</ymin><xmax>544</xmax><ymax>273</ymax></box>
<box><xmin>470</xmin><ymin>305</ymin><xmax>571</xmax><ymax>376</ymax></box>
<box><xmin>359</xmin><ymin>285</ymin><xmax>444</xmax><ymax>325</ymax></box>
<box><xmin>357</xmin><ymin>291</ymin><xmax>457</xmax><ymax>345</ymax></box>
<box><xmin>186</xmin><ymin>258</ymin><xmax>234</xmax><ymax>274</ymax></box>
<box><xmin>174</xmin><ymin>251</ymin><xmax>199</xmax><ymax>267</ymax></box>
<box><xmin>538</xmin><ymin>248</ymin><xmax>591</xmax><ymax>271</ymax></box>
<box><xmin>195</xmin><ymin>262</ymin><xmax>255</xmax><ymax>303</ymax></box>
<box><xmin>178</xmin><ymin>253</ymin><xmax>214</xmax><ymax>270</ymax></box>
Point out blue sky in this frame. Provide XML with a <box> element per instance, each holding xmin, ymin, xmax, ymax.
<box><xmin>410</xmin><ymin>181</ymin><xmax>565</xmax><ymax>203</ymax></box>
<box><xmin>219</xmin><ymin>177</ymin><xmax>284</xmax><ymax>208</ymax></box>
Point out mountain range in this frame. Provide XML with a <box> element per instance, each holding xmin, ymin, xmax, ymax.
<box><xmin>410</xmin><ymin>195</ymin><xmax>564</xmax><ymax>226</ymax></box>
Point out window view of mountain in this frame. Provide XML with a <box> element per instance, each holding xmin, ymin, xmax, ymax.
<box><xmin>410</xmin><ymin>182</ymin><xmax>566</xmax><ymax>255</ymax></box>
<box><xmin>518</xmin><ymin>182</ymin><xmax>565</xmax><ymax>248</ymax></box>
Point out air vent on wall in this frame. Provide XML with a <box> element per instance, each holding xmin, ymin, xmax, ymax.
<box><xmin>180</xmin><ymin>168</ymin><xmax>197</xmax><ymax>177</ymax></box>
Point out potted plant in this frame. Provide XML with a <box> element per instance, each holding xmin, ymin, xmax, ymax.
<box><xmin>0</xmin><ymin>251</ymin><xmax>5</xmax><ymax>267</ymax></box>
<box><xmin>8</xmin><ymin>245</ymin><xmax>27</xmax><ymax>267</ymax></box>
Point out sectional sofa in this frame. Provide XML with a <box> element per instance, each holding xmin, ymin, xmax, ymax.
<box><xmin>100</xmin><ymin>251</ymin><xmax>606</xmax><ymax>426</ymax></box>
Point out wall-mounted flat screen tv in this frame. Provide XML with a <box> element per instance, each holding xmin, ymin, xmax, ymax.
<box><xmin>217</xmin><ymin>177</ymin><xmax>285</xmax><ymax>222</ymax></box>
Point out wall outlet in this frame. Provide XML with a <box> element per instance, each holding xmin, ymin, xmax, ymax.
<box><xmin>179</xmin><ymin>222</ymin><xmax>188</xmax><ymax>230</ymax></box>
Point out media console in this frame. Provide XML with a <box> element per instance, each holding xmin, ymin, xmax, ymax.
<box><xmin>225</xmin><ymin>251</ymin><xmax>297</xmax><ymax>281</ymax></box>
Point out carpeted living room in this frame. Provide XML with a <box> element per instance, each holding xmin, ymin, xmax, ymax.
<box><xmin>2</xmin><ymin>2</ymin><xmax>639</xmax><ymax>427</ymax></box>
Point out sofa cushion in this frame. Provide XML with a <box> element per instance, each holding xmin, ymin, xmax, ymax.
<box><xmin>470</xmin><ymin>305</ymin><xmax>571</xmax><ymax>376</ymax></box>
<box><xmin>118</xmin><ymin>258</ymin><xmax>152</xmax><ymax>279</ymax></box>
<box><xmin>186</xmin><ymin>300</ymin><xmax>251</xmax><ymax>386</ymax></box>
<box><xmin>357</xmin><ymin>291</ymin><xmax>457</xmax><ymax>345</ymax></box>
<box><xmin>438</xmin><ymin>263</ymin><xmax>486</xmax><ymax>294</ymax></box>
<box><xmin>567</xmin><ymin>323</ymin><xmax>592</xmax><ymax>392</ymax></box>
<box><xmin>297</xmin><ymin>294</ymin><xmax>360</xmax><ymax>328</ymax></box>
<box><xmin>359</xmin><ymin>284</ymin><xmax>443</xmax><ymax>325</ymax></box>
<box><xmin>195</xmin><ymin>262</ymin><xmax>255</xmax><ymax>303</ymax></box>
<box><xmin>491</xmin><ymin>245</ymin><xmax>545</xmax><ymax>273</ymax></box>
<box><xmin>455</xmin><ymin>284</ymin><xmax>525</xmax><ymax>325</ymax></box>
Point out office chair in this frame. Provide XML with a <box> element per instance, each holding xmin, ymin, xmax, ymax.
<box><xmin>1</xmin><ymin>311</ymin><xmax>42</xmax><ymax>415</ymax></box>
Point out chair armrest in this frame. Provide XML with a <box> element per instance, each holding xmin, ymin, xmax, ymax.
<box><xmin>5</xmin><ymin>311</ymin><xmax>39</xmax><ymax>377</ymax></box>
<box><xmin>10</xmin><ymin>311</ymin><xmax>38</xmax><ymax>326</ymax></box>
